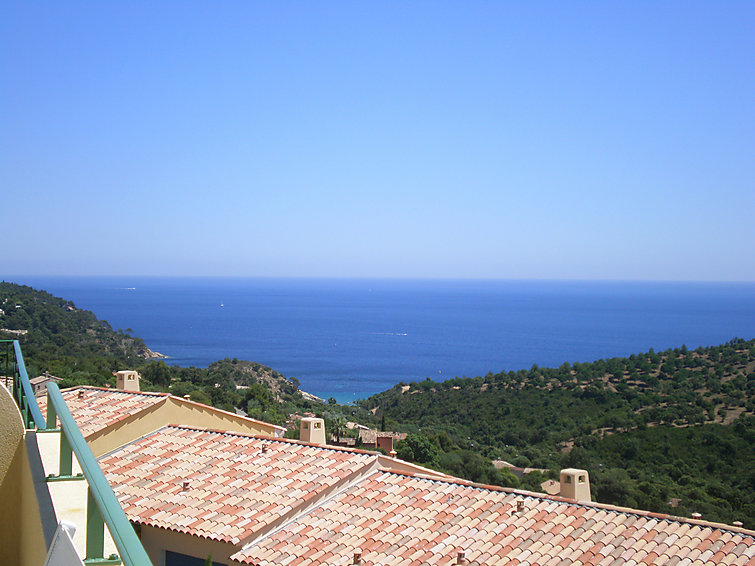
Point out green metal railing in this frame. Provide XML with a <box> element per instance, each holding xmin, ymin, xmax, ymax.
<box><xmin>2</xmin><ymin>340</ymin><xmax>152</xmax><ymax>566</ymax></box>
<box><xmin>3</xmin><ymin>340</ymin><xmax>46</xmax><ymax>429</ymax></box>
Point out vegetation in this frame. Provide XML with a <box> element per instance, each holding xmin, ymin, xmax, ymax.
<box><xmin>2</xmin><ymin>281</ymin><xmax>753</xmax><ymax>527</ymax></box>
<box><xmin>361</xmin><ymin>338</ymin><xmax>755</xmax><ymax>527</ymax></box>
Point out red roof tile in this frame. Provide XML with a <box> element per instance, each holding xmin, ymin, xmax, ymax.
<box><xmin>98</xmin><ymin>425</ymin><xmax>377</xmax><ymax>544</ymax></box>
<box><xmin>231</xmin><ymin>470</ymin><xmax>755</xmax><ymax>566</ymax></box>
<box><xmin>38</xmin><ymin>386</ymin><xmax>167</xmax><ymax>436</ymax></box>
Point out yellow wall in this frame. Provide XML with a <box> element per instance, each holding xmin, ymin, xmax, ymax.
<box><xmin>0</xmin><ymin>384</ymin><xmax>50</xmax><ymax>565</ymax></box>
<box><xmin>0</xmin><ymin>383</ymin><xmax>25</xmax><ymax>564</ymax></box>
<box><xmin>88</xmin><ymin>396</ymin><xmax>284</xmax><ymax>457</ymax></box>
<box><xmin>139</xmin><ymin>524</ymin><xmax>238</xmax><ymax>566</ymax></box>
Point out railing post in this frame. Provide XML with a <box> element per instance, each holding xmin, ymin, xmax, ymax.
<box><xmin>86</xmin><ymin>487</ymin><xmax>105</xmax><ymax>561</ymax></box>
<box><xmin>60</xmin><ymin>432</ymin><xmax>73</xmax><ymax>476</ymax></box>
<box><xmin>47</xmin><ymin>389</ymin><xmax>58</xmax><ymax>429</ymax></box>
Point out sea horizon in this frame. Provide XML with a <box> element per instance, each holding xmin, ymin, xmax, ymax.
<box><xmin>7</xmin><ymin>275</ymin><xmax>755</xmax><ymax>403</ymax></box>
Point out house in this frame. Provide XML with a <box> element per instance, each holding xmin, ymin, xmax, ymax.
<box><xmin>358</xmin><ymin>429</ymin><xmax>407</xmax><ymax>453</ymax></box>
<box><xmin>29</xmin><ymin>371</ymin><xmax>62</xmax><ymax>396</ymax></box>
<box><xmin>37</xmin><ymin>386</ymin><xmax>286</xmax><ymax>456</ymax></box>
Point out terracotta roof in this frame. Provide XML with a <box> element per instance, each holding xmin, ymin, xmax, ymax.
<box><xmin>98</xmin><ymin>425</ymin><xmax>378</xmax><ymax>544</ymax></box>
<box><xmin>233</xmin><ymin>470</ymin><xmax>755</xmax><ymax>565</ymax></box>
<box><xmin>37</xmin><ymin>385</ymin><xmax>286</xmax><ymax>437</ymax></box>
<box><xmin>38</xmin><ymin>386</ymin><xmax>167</xmax><ymax>436</ymax></box>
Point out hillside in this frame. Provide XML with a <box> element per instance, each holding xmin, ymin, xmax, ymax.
<box><xmin>0</xmin><ymin>281</ymin><xmax>154</xmax><ymax>382</ymax></box>
<box><xmin>360</xmin><ymin>338</ymin><xmax>755</xmax><ymax>527</ymax></box>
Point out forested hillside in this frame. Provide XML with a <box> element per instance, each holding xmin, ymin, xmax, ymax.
<box><xmin>0</xmin><ymin>281</ymin><xmax>151</xmax><ymax>379</ymax></box>
<box><xmin>361</xmin><ymin>339</ymin><xmax>755</xmax><ymax>527</ymax></box>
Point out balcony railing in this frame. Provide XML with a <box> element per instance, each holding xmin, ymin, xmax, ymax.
<box><xmin>2</xmin><ymin>340</ymin><xmax>152</xmax><ymax>566</ymax></box>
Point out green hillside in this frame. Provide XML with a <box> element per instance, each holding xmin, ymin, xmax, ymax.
<box><xmin>360</xmin><ymin>338</ymin><xmax>755</xmax><ymax>527</ymax></box>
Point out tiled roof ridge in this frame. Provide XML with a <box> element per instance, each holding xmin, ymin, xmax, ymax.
<box><xmin>162</xmin><ymin>424</ymin><xmax>384</xmax><ymax>455</ymax></box>
<box><xmin>376</xmin><ymin>468</ymin><xmax>755</xmax><ymax>536</ymax></box>
<box><xmin>237</xmin><ymin>463</ymin><xmax>383</xmax><ymax>551</ymax></box>
<box><xmin>61</xmin><ymin>385</ymin><xmax>169</xmax><ymax>398</ymax></box>
<box><xmin>62</xmin><ymin>386</ymin><xmax>285</xmax><ymax>432</ymax></box>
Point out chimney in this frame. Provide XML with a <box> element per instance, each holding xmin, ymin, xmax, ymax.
<box><xmin>456</xmin><ymin>550</ymin><xmax>466</xmax><ymax>564</ymax></box>
<box><xmin>559</xmin><ymin>468</ymin><xmax>591</xmax><ymax>501</ymax></box>
<box><xmin>352</xmin><ymin>551</ymin><xmax>362</xmax><ymax>564</ymax></box>
<box><xmin>299</xmin><ymin>417</ymin><xmax>326</xmax><ymax>445</ymax></box>
<box><xmin>77</xmin><ymin>389</ymin><xmax>84</xmax><ymax>399</ymax></box>
<box><xmin>261</xmin><ymin>444</ymin><xmax>268</xmax><ymax>454</ymax></box>
<box><xmin>182</xmin><ymin>480</ymin><xmax>190</xmax><ymax>491</ymax></box>
<box><xmin>516</xmin><ymin>500</ymin><xmax>525</xmax><ymax>513</ymax></box>
<box><xmin>115</xmin><ymin>370</ymin><xmax>140</xmax><ymax>392</ymax></box>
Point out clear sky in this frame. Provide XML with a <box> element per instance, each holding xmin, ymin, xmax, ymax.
<box><xmin>2</xmin><ymin>2</ymin><xmax>753</xmax><ymax>281</ymax></box>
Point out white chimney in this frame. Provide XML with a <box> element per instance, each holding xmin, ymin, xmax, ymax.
<box><xmin>559</xmin><ymin>468</ymin><xmax>591</xmax><ymax>501</ymax></box>
<box><xmin>299</xmin><ymin>417</ymin><xmax>326</xmax><ymax>445</ymax></box>
<box><xmin>114</xmin><ymin>370</ymin><xmax>140</xmax><ymax>392</ymax></box>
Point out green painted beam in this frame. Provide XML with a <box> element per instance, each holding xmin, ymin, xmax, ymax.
<box><xmin>11</xmin><ymin>340</ymin><xmax>46</xmax><ymax>429</ymax></box>
<box><xmin>86</xmin><ymin>488</ymin><xmax>105</xmax><ymax>560</ymax></box>
<box><xmin>46</xmin><ymin>382</ymin><xmax>153</xmax><ymax>566</ymax></box>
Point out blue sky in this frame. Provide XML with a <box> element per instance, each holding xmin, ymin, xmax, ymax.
<box><xmin>2</xmin><ymin>2</ymin><xmax>753</xmax><ymax>281</ymax></box>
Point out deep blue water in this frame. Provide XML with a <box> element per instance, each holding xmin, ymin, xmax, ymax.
<box><xmin>9</xmin><ymin>277</ymin><xmax>755</xmax><ymax>403</ymax></box>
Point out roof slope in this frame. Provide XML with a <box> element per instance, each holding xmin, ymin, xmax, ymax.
<box><xmin>38</xmin><ymin>386</ymin><xmax>167</xmax><ymax>436</ymax></box>
<box><xmin>98</xmin><ymin>425</ymin><xmax>377</xmax><ymax>544</ymax></box>
<box><xmin>38</xmin><ymin>385</ymin><xmax>286</xmax><ymax>438</ymax></box>
<box><xmin>233</xmin><ymin>470</ymin><xmax>755</xmax><ymax>566</ymax></box>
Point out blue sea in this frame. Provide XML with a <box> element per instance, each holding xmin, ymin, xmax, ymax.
<box><xmin>10</xmin><ymin>277</ymin><xmax>755</xmax><ymax>403</ymax></box>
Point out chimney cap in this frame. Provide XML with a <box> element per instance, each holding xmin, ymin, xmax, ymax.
<box><xmin>733</xmin><ymin>521</ymin><xmax>743</xmax><ymax>527</ymax></box>
<box><xmin>691</xmin><ymin>512</ymin><xmax>702</xmax><ymax>519</ymax></box>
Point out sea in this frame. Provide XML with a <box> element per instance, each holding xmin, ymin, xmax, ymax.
<box><xmin>9</xmin><ymin>277</ymin><xmax>755</xmax><ymax>403</ymax></box>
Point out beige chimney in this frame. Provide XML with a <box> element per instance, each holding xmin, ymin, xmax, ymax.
<box><xmin>559</xmin><ymin>468</ymin><xmax>591</xmax><ymax>501</ymax></box>
<box><xmin>114</xmin><ymin>370</ymin><xmax>140</xmax><ymax>392</ymax></box>
<box><xmin>299</xmin><ymin>417</ymin><xmax>326</xmax><ymax>445</ymax></box>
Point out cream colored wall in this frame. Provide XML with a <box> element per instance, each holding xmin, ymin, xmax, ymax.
<box><xmin>139</xmin><ymin>524</ymin><xmax>238</xmax><ymax>566</ymax></box>
<box><xmin>88</xmin><ymin>397</ymin><xmax>283</xmax><ymax>457</ymax></box>
<box><xmin>36</xmin><ymin>430</ymin><xmax>118</xmax><ymax>560</ymax></box>
<box><xmin>21</xmin><ymin>431</ymin><xmax>57</xmax><ymax>566</ymax></box>
<box><xmin>0</xmin><ymin>383</ymin><xmax>26</xmax><ymax>565</ymax></box>
<box><xmin>0</xmin><ymin>384</ymin><xmax>53</xmax><ymax>565</ymax></box>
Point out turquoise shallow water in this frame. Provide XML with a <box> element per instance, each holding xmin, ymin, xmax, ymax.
<box><xmin>11</xmin><ymin>277</ymin><xmax>755</xmax><ymax>403</ymax></box>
